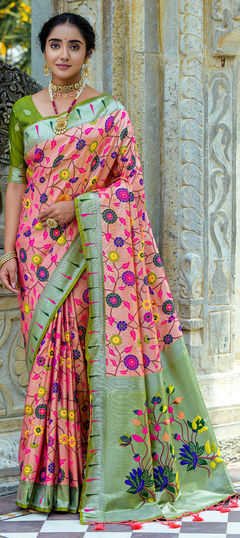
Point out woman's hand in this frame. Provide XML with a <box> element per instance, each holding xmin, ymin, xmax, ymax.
<box><xmin>38</xmin><ymin>200</ymin><xmax>76</xmax><ymax>227</ymax></box>
<box><xmin>0</xmin><ymin>258</ymin><xmax>20</xmax><ymax>295</ymax></box>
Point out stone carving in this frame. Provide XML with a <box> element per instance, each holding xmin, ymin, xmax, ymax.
<box><xmin>208</xmin><ymin>72</ymin><xmax>232</xmax><ymax>306</ymax></box>
<box><xmin>0</xmin><ymin>60</ymin><xmax>41</xmax><ymax>167</ymax></box>
<box><xmin>219</xmin><ymin>438</ymin><xmax>240</xmax><ymax>465</ymax></box>
<box><xmin>211</xmin><ymin>0</ymin><xmax>240</xmax><ymax>55</ymax></box>
<box><xmin>178</xmin><ymin>1</ymin><xmax>204</xmax><ymax>333</ymax></box>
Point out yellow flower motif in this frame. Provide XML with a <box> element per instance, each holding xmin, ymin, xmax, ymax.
<box><xmin>24</xmin><ymin>429</ymin><xmax>29</xmax><ymax>439</ymax></box>
<box><xmin>144</xmin><ymin>335</ymin><xmax>150</xmax><ymax>344</ymax></box>
<box><xmin>26</xmin><ymin>168</ymin><xmax>33</xmax><ymax>177</ymax></box>
<box><xmin>167</xmin><ymin>385</ymin><xmax>174</xmax><ymax>394</ymax></box>
<box><xmin>30</xmin><ymin>441</ymin><xmax>39</xmax><ymax>448</ymax></box>
<box><xmin>148</xmin><ymin>498</ymin><xmax>154</xmax><ymax>502</ymax></box>
<box><xmin>68</xmin><ymin>409</ymin><xmax>75</xmax><ymax>421</ymax></box>
<box><xmin>217</xmin><ymin>447</ymin><xmax>222</xmax><ymax>457</ymax></box>
<box><xmin>59</xmin><ymin>434</ymin><xmax>68</xmax><ymax>445</ymax></box>
<box><xmin>25</xmin><ymin>404</ymin><xmax>33</xmax><ymax>415</ymax></box>
<box><xmin>48</xmin><ymin>349</ymin><xmax>54</xmax><ymax>358</ymax></box>
<box><xmin>58</xmin><ymin>194</ymin><xmax>71</xmax><ymax>201</ymax></box>
<box><xmin>34</xmin><ymin>425</ymin><xmax>43</xmax><ymax>436</ymax></box>
<box><xmin>89</xmin><ymin>176</ymin><xmax>97</xmax><ymax>187</ymax></box>
<box><xmin>110</xmin><ymin>334</ymin><xmax>122</xmax><ymax>346</ymax></box>
<box><xmin>211</xmin><ymin>442</ymin><xmax>216</xmax><ymax>452</ymax></box>
<box><xmin>38</xmin><ymin>386</ymin><xmax>47</xmax><ymax>397</ymax></box>
<box><xmin>137</xmin><ymin>338</ymin><xmax>142</xmax><ymax>348</ymax></box>
<box><xmin>23</xmin><ymin>464</ymin><xmax>32</xmax><ymax>476</ymax></box>
<box><xmin>148</xmin><ymin>272</ymin><xmax>157</xmax><ymax>285</ymax></box>
<box><xmin>24</xmin><ymin>215</ymin><xmax>29</xmax><ymax>221</ymax></box>
<box><xmin>108</xmin><ymin>251</ymin><xmax>119</xmax><ymax>263</ymax></box>
<box><xmin>60</xmin><ymin>356</ymin><xmax>64</xmax><ymax>366</ymax></box>
<box><xmin>138</xmin><ymin>250</ymin><xmax>144</xmax><ymax>260</ymax></box>
<box><xmin>32</xmin><ymin>254</ymin><xmax>42</xmax><ymax>265</ymax></box>
<box><xmin>130</xmin><ymin>217</ymin><xmax>134</xmax><ymax>227</ymax></box>
<box><xmin>24</xmin><ymin>199</ymin><xmax>31</xmax><ymax>209</ymax></box>
<box><xmin>161</xmin><ymin>404</ymin><xmax>168</xmax><ymax>413</ymax></box>
<box><xmin>66</xmin><ymin>357</ymin><xmax>72</xmax><ymax>368</ymax></box>
<box><xmin>143</xmin><ymin>299</ymin><xmax>151</xmax><ymax>310</ymax></box>
<box><xmin>89</xmin><ymin>140</ymin><xmax>98</xmax><ymax>152</ymax></box>
<box><xmin>34</xmin><ymin>221</ymin><xmax>44</xmax><ymax>231</ymax></box>
<box><xmin>210</xmin><ymin>461</ymin><xmax>216</xmax><ymax>469</ymax></box>
<box><xmin>153</xmin><ymin>312</ymin><xmax>160</xmax><ymax>323</ymax></box>
<box><xmin>57</xmin><ymin>235</ymin><xmax>66</xmax><ymax>246</ymax></box>
<box><xmin>191</xmin><ymin>414</ymin><xmax>208</xmax><ymax>434</ymax></box>
<box><xmin>24</xmin><ymin>303</ymin><xmax>30</xmax><ymax>314</ymax></box>
<box><xmin>65</xmin><ymin>332</ymin><xmax>70</xmax><ymax>342</ymax></box>
<box><xmin>58</xmin><ymin>408</ymin><xmax>68</xmax><ymax>418</ymax></box>
<box><xmin>215</xmin><ymin>456</ymin><xmax>223</xmax><ymax>463</ymax></box>
<box><xmin>205</xmin><ymin>440</ymin><xmax>211</xmax><ymax>455</ymax></box>
<box><xmin>141</xmin><ymin>240</ymin><xmax>144</xmax><ymax>249</ymax></box>
<box><xmin>120</xmin><ymin>145</ymin><xmax>127</xmax><ymax>155</ymax></box>
<box><xmin>59</xmin><ymin>169</ymin><xmax>71</xmax><ymax>180</ymax></box>
<box><xmin>176</xmin><ymin>471</ymin><xmax>179</xmax><ymax>489</ymax></box>
<box><xmin>68</xmin><ymin>436</ymin><xmax>76</xmax><ymax>447</ymax></box>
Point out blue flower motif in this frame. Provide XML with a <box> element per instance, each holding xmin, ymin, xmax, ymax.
<box><xmin>114</xmin><ymin>237</ymin><xmax>124</xmax><ymax>247</ymax></box>
<box><xmin>153</xmin><ymin>466</ymin><xmax>168</xmax><ymax>491</ymax></box>
<box><xmin>125</xmin><ymin>467</ymin><xmax>145</xmax><ymax>493</ymax></box>
<box><xmin>151</xmin><ymin>394</ymin><xmax>162</xmax><ymax>405</ymax></box>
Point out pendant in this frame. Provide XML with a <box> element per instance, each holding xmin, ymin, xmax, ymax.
<box><xmin>54</xmin><ymin>115</ymin><xmax>68</xmax><ymax>135</ymax></box>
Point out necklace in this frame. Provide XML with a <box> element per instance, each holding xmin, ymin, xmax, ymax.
<box><xmin>48</xmin><ymin>77</ymin><xmax>87</xmax><ymax>135</ymax></box>
<box><xmin>50</xmin><ymin>80</ymin><xmax>84</xmax><ymax>98</ymax></box>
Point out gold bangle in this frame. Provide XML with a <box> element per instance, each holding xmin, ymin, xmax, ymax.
<box><xmin>0</xmin><ymin>251</ymin><xmax>17</xmax><ymax>269</ymax></box>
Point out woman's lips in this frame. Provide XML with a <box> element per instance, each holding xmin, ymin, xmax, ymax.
<box><xmin>56</xmin><ymin>64</ymin><xmax>71</xmax><ymax>70</ymax></box>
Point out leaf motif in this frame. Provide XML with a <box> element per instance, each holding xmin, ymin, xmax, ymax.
<box><xmin>197</xmin><ymin>458</ymin><xmax>207</xmax><ymax>466</ymax></box>
<box><xmin>197</xmin><ymin>445</ymin><xmax>205</xmax><ymax>456</ymax></box>
<box><xmin>141</xmin><ymin>489</ymin><xmax>148</xmax><ymax>498</ymax></box>
<box><xmin>127</xmin><ymin>486</ymin><xmax>137</xmax><ymax>494</ymax></box>
<box><xmin>166</xmin><ymin>484</ymin><xmax>175</xmax><ymax>494</ymax></box>
<box><xmin>187</xmin><ymin>462</ymin><xmax>194</xmax><ymax>471</ymax></box>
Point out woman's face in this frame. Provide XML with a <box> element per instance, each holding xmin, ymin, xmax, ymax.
<box><xmin>44</xmin><ymin>22</ymin><xmax>90</xmax><ymax>84</ymax></box>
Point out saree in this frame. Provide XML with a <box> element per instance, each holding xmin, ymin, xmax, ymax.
<box><xmin>7</xmin><ymin>92</ymin><xmax>235</xmax><ymax>524</ymax></box>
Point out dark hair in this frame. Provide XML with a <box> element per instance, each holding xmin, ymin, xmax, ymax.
<box><xmin>38</xmin><ymin>12</ymin><xmax>95</xmax><ymax>56</ymax></box>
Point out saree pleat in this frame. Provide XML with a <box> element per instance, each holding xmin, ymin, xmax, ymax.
<box><xmin>7</xmin><ymin>93</ymin><xmax>235</xmax><ymax>522</ymax></box>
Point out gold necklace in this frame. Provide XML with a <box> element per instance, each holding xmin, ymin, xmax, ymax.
<box><xmin>50</xmin><ymin>79</ymin><xmax>84</xmax><ymax>98</ymax></box>
<box><xmin>48</xmin><ymin>77</ymin><xmax>87</xmax><ymax>135</ymax></box>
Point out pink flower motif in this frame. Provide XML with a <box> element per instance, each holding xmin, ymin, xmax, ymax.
<box><xmin>168</xmin><ymin>406</ymin><xmax>173</xmax><ymax>413</ymax></box>
<box><xmin>153</xmin><ymin>453</ymin><xmax>159</xmax><ymax>460</ymax></box>
<box><xmin>154</xmin><ymin>424</ymin><xmax>161</xmax><ymax>432</ymax></box>
<box><xmin>134</xmin><ymin>455</ymin><xmax>141</xmax><ymax>461</ymax></box>
<box><xmin>142</xmin><ymin>428</ymin><xmax>148</xmax><ymax>434</ymax></box>
<box><xmin>150</xmin><ymin>434</ymin><xmax>158</xmax><ymax>441</ymax></box>
<box><xmin>132</xmin><ymin>434</ymin><xmax>144</xmax><ymax>443</ymax></box>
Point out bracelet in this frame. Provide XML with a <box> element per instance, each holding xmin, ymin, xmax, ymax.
<box><xmin>0</xmin><ymin>251</ymin><xmax>17</xmax><ymax>269</ymax></box>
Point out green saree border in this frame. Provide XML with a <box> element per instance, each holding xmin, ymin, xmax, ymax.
<box><xmin>26</xmin><ymin>234</ymin><xmax>86</xmax><ymax>372</ymax></box>
<box><xmin>74</xmin><ymin>193</ymin><xmax>106</xmax><ymax>524</ymax></box>
<box><xmin>16</xmin><ymin>480</ymin><xmax>81</xmax><ymax>513</ymax></box>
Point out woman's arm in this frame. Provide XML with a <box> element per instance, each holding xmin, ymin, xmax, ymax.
<box><xmin>0</xmin><ymin>182</ymin><xmax>26</xmax><ymax>294</ymax></box>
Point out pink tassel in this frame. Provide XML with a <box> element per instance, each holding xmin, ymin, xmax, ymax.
<box><xmin>130</xmin><ymin>521</ymin><xmax>143</xmax><ymax>529</ymax></box>
<box><xmin>191</xmin><ymin>513</ymin><xmax>204</xmax><ymax>521</ymax></box>
<box><xmin>92</xmin><ymin>523</ymin><xmax>105</xmax><ymax>530</ymax></box>
<box><xmin>219</xmin><ymin>506</ymin><xmax>231</xmax><ymax>513</ymax></box>
<box><xmin>229</xmin><ymin>499</ymin><xmax>239</xmax><ymax>508</ymax></box>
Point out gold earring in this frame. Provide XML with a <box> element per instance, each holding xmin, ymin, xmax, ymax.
<box><xmin>44</xmin><ymin>61</ymin><xmax>50</xmax><ymax>76</ymax></box>
<box><xmin>81</xmin><ymin>62</ymin><xmax>88</xmax><ymax>81</ymax></box>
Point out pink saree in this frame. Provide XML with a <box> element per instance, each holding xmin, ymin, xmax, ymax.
<box><xmin>7</xmin><ymin>93</ymin><xmax>235</xmax><ymax>523</ymax></box>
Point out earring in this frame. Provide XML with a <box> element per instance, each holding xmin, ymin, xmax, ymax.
<box><xmin>81</xmin><ymin>62</ymin><xmax>89</xmax><ymax>82</ymax></box>
<box><xmin>44</xmin><ymin>61</ymin><xmax>50</xmax><ymax>76</ymax></box>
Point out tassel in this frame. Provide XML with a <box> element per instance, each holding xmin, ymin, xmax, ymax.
<box><xmin>92</xmin><ymin>523</ymin><xmax>106</xmax><ymax>530</ymax></box>
<box><xmin>192</xmin><ymin>513</ymin><xmax>204</xmax><ymax>521</ymax></box>
<box><xmin>219</xmin><ymin>506</ymin><xmax>231</xmax><ymax>513</ymax></box>
<box><xmin>130</xmin><ymin>521</ymin><xmax>143</xmax><ymax>529</ymax></box>
<box><xmin>229</xmin><ymin>499</ymin><xmax>239</xmax><ymax>508</ymax></box>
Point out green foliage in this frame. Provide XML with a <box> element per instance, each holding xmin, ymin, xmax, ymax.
<box><xmin>0</xmin><ymin>0</ymin><xmax>31</xmax><ymax>73</ymax></box>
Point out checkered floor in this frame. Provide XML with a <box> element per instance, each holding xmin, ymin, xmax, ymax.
<box><xmin>0</xmin><ymin>487</ymin><xmax>239</xmax><ymax>538</ymax></box>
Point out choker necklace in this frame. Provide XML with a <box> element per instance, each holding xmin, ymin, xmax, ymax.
<box><xmin>48</xmin><ymin>76</ymin><xmax>87</xmax><ymax>135</ymax></box>
<box><xmin>50</xmin><ymin>79</ymin><xmax>84</xmax><ymax>98</ymax></box>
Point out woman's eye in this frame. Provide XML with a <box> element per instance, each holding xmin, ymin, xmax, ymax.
<box><xmin>70</xmin><ymin>45</ymin><xmax>80</xmax><ymax>50</ymax></box>
<box><xmin>50</xmin><ymin>43</ymin><xmax>59</xmax><ymax>49</ymax></box>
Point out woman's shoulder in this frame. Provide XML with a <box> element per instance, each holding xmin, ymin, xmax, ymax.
<box><xmin>11</xmin><ymin>94</ymin><xmax>33</xmax><ymax>114</ymax></box>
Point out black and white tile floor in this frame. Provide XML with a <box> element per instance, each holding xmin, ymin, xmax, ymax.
<box><xmin>0</xmin><ymin>480</ymin><xmax>239</xmax><ymax>538</ymax></box>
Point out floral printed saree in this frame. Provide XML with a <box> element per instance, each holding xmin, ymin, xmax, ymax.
<box><xmin>7</xmin><ymin>93</ymin><xmax>235</xmax><ymax>524</ymax></box>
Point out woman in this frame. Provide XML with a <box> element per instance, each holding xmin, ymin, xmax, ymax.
<box><xmin>0</xmin><ymin>11</ymin><xmax>235</xmax><ymax>525</ymax></box>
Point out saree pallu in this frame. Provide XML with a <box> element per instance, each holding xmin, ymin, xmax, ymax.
<box><xmin>8</xmin><ymin>93</ymin><xmax>235</xmax><ymax>523</ymax></box>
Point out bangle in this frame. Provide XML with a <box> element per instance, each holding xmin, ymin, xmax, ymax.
<box><xmin>0</xmin><ymin>251</ymin><xmax>17</xmax><ymax>269</ymax></box>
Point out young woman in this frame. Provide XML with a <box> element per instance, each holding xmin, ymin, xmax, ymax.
<box><xmin>0</xmin><ymin>11</ymin><xmax>235</xmax><ymax>526</ymax></box>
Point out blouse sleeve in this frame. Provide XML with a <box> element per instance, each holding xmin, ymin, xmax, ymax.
<box><xmin>7</xmin><ymin>106</ymin><xmax>27</xmax><ymax>184</ymax></box>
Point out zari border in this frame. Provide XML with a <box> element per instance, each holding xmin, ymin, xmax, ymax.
<box><xmin>26</xmin><ymin>234</ymin><xmax>86</xmax><ymax>372</ymax></box>
<box><xmin>74</xmin><ymin>193</ymin><xmax>106</xmax><ymax>523</ymax></box>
